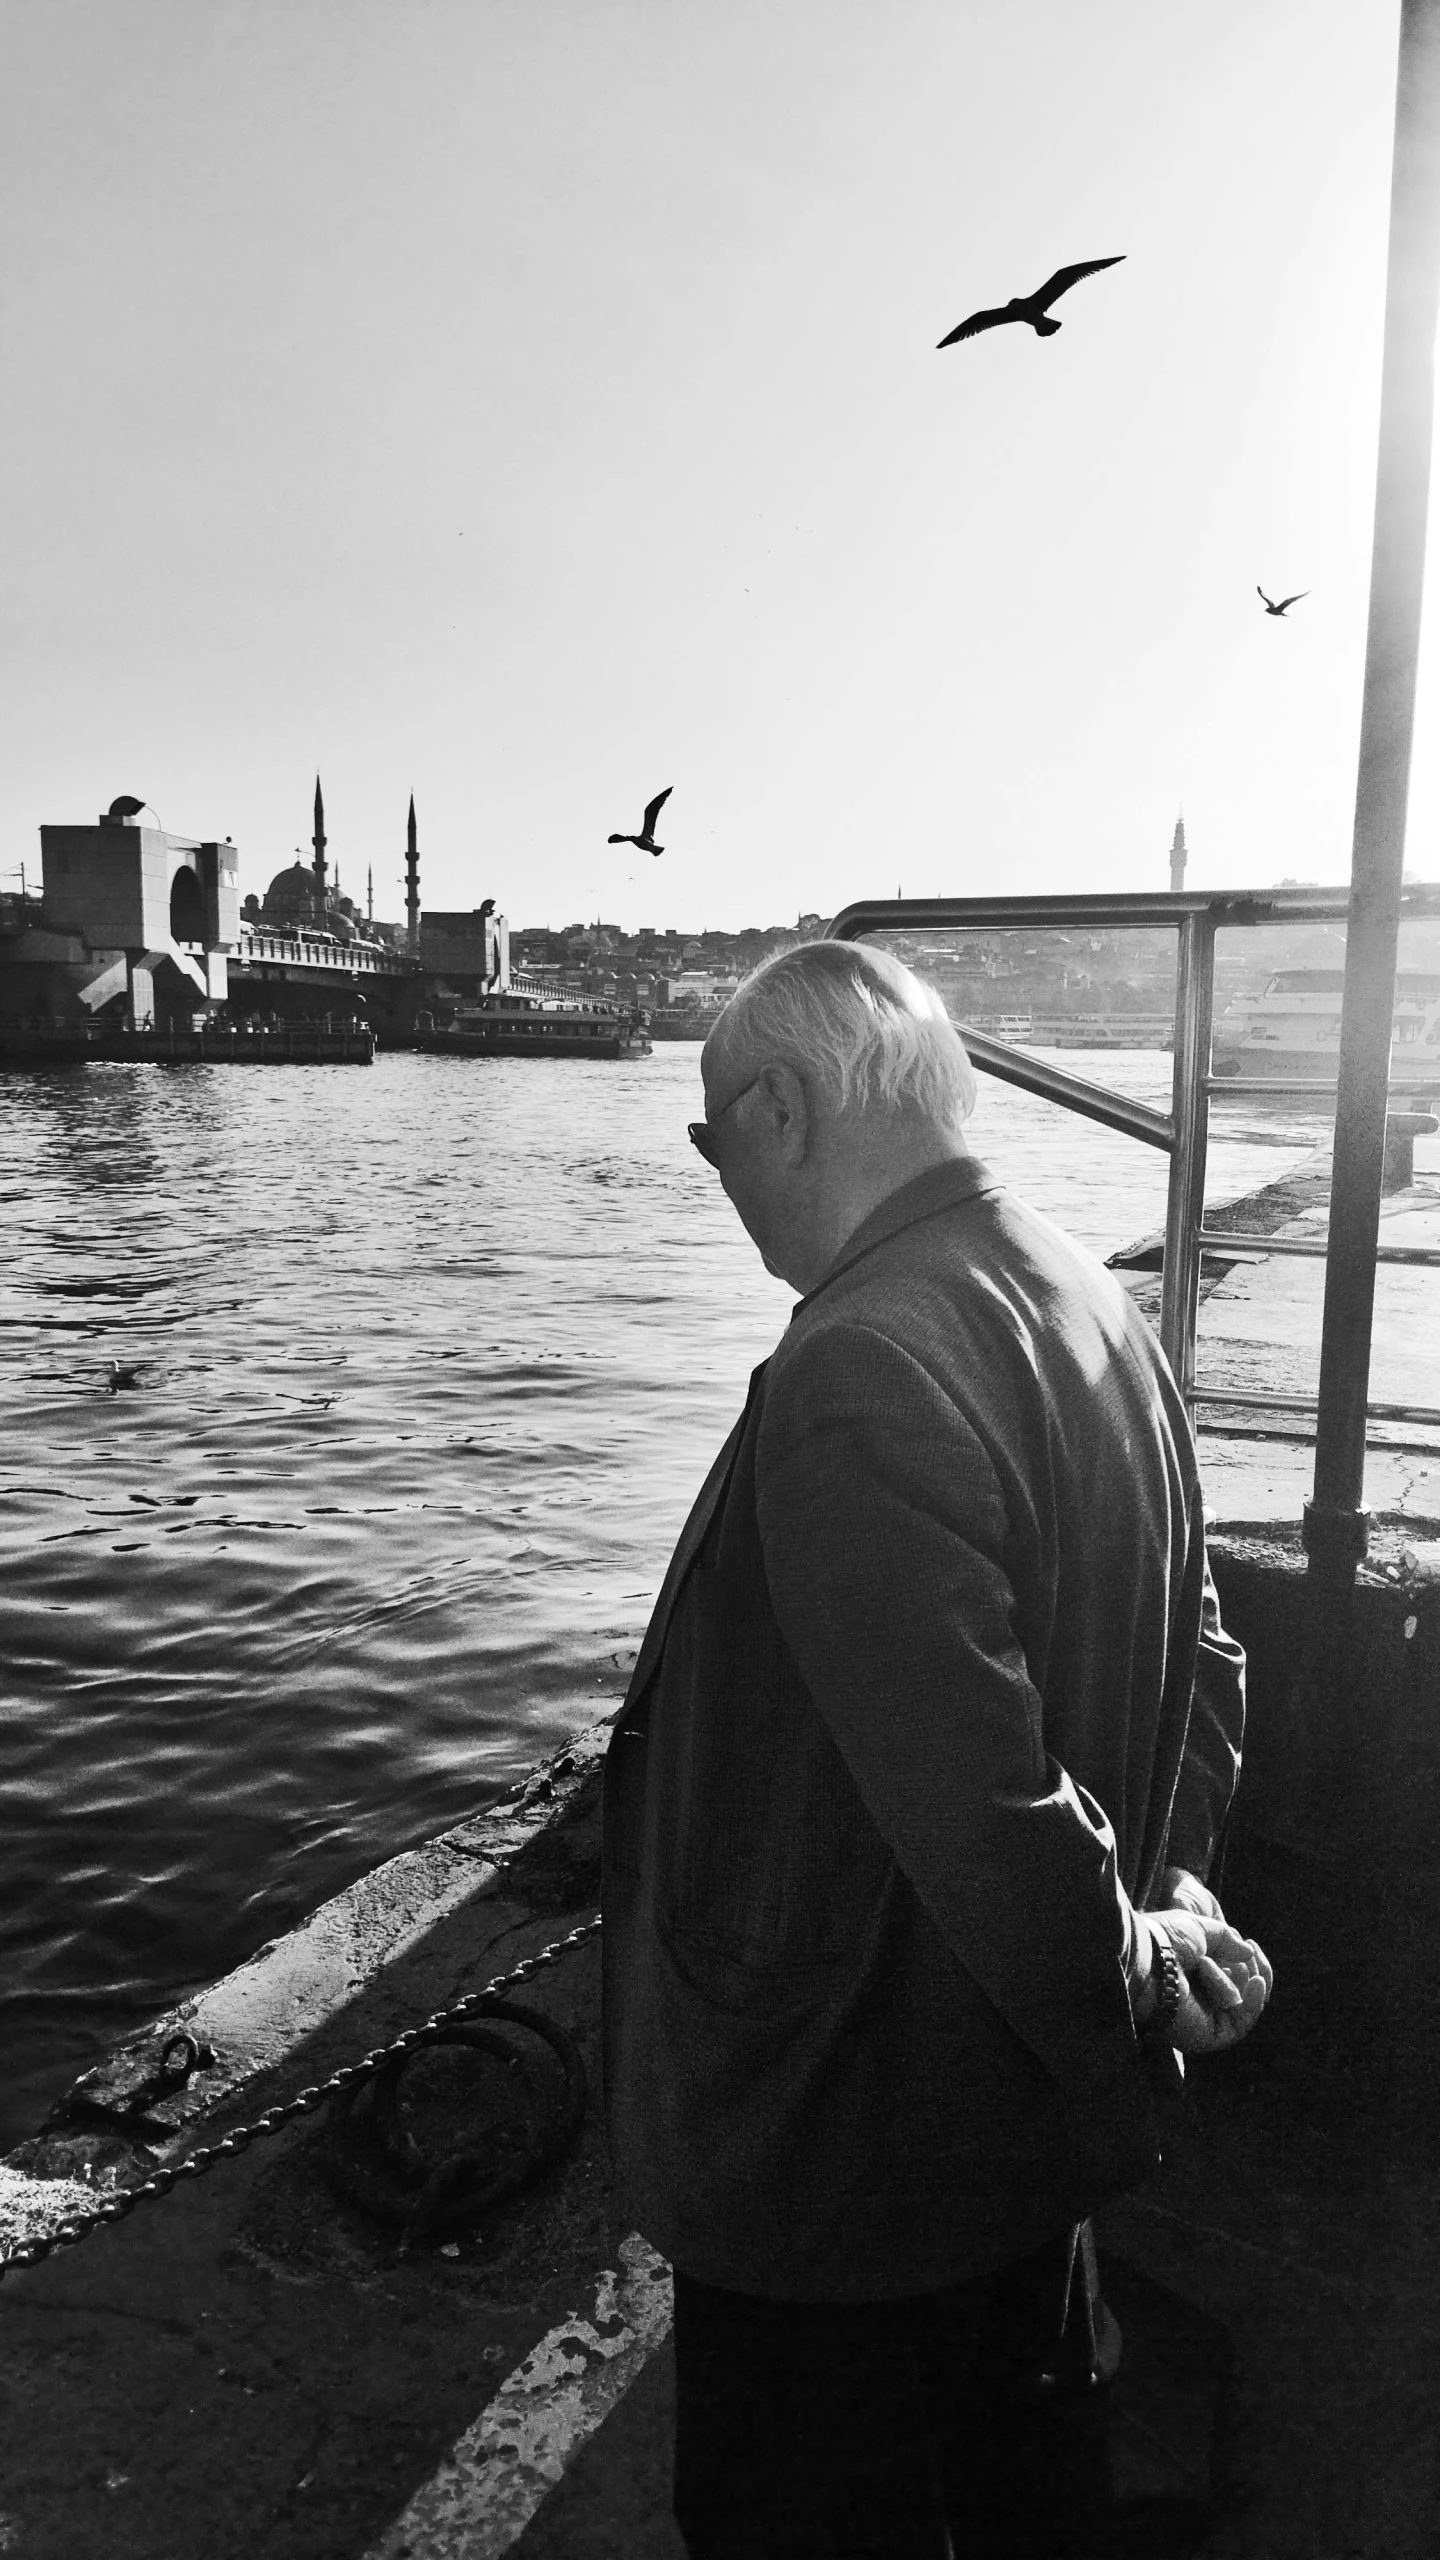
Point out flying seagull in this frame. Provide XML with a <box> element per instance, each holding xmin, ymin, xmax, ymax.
<box><xmin>937</xmin><ymin>256</ymin><xmax>1124</xmax><ymax>347</ymax></box>
<box><xmin>608</xmin><ymin>787</ymin><xmax>672</xmax><ymax>857</ymax></box>
<box><xmin>1257</xmin><ymin>586</ymin><xmax>1309</xmax><ymax>617</ymax></box>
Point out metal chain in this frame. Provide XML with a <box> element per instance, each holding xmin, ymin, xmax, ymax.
<box><xmin>0</xmin><ymin>1913</ymin><xmax>602</xmax><ymax>2283</ymax></box>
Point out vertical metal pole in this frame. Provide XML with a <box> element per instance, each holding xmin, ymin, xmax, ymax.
<box><xmin>1306</xmin><ymin>0</ymin><xmax>1440</xmax><ymax>1577</ymax></box>
<box><xmin>1161</xmin><ymin>913</ymin><xmax>1215</xmax><ymax>1403</ymax></box>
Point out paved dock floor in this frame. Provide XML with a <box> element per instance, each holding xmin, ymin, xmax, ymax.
<box><xmin>5</xmin><ymin>1936</ymin><xmax>1432</xmax><ymax>2560</ymax></box>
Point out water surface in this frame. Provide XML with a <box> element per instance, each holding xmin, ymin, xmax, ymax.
<box><xmin>0</xmin><ymin>1047</ymin><xmax>1325</xmax><ymax>2140</ymax></box>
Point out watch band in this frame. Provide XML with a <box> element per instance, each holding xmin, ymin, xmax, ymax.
<box><xmin>1148</xmin><ymin>1941</ymin><xmax>1184</xmax><ymax>2038</ymax></box>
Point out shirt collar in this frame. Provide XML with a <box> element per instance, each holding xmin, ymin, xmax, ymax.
<box><xmin>793</xmin><ymin>1152</ymin><xmax>1001</xmax><ymax>1315</ymax></box>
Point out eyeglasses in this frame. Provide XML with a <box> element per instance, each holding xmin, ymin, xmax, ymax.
<box><xmin>688</xmin><ymin>1074</ymin><xmax>763</xmax><ymax>1168</ymax></box>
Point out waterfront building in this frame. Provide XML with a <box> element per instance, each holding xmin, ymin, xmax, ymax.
<box><xmin>419</xmin><ymin>902</ymin><xmax>510</xmax><ymax>997</ymax></box>
<box><xmin>659</xmin><ymin>970</ymin><xmax>741</xmax><ymax>1008</ymax></box>
<box><xmin>29</xmin><ymin>796</ymin><xmax>240</xmax><ymax>1027</ymax></box>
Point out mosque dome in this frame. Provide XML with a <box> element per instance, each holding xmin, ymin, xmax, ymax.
<box><xmin>259</xmin><ymin>860</ymin><xmax>318</xmax><ymax>926</ymax></box>
<box><xmin>256</xmin><ymin>859</ymin><xmax>361</xmax><ymax>942</ymax></box>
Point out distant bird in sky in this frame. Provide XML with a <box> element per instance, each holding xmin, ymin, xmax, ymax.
<box><xmin>107</xmin><ymin>1359</ymin><xmax>144</xmax><ymax>1391</ymax></box>
<box><xmin>937</xmin><ymin>256</ymin><xmax>1124</xmax><ymax>348</ymax></box>
<box><xmin>1257</xmin><ymin>586</ymin><xmax>1310</xmax><ymax>617</ymax></box>
<box><xmin>608</xmin><ymin>787</ymin><xmax>672</xmax><ymax>857</ymax></box>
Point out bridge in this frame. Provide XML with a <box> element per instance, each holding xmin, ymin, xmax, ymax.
<box><xmin>0</xmin><ymin>806</ymin><xmax>533</xmax><ymax>1036</ymax></box>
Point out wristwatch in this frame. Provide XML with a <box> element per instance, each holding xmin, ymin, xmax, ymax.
<box><xmin>1146</xmin><ymin>1941</ymin><xmax>1184</xmax><ymax>2039</ymax></box>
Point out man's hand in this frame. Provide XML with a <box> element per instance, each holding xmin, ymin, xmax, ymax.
<box><xmin>1159</xmin><ymin>1864</ymin><xmax>1226</xmax><ymax>1924</ymax></box>
<box><xmin>1143</xmin><ymin>1908</ymin><xmax>1273</xmax><ymax>2056</ymax></box>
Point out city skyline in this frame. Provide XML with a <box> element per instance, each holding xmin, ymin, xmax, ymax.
<box><xmin>2</xmin><ymin>2</ymin><xmax>1434</xmax><ymax>932</ymax></box>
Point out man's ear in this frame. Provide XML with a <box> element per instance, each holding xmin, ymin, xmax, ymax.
<box><xmin>758</xmin><ymin>1062</ymin><xmax>810</xmax><ymax>1163</ymax></box>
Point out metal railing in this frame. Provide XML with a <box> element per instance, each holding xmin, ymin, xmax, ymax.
<box><xmin>238</xmin><ymin>928</ymin><xmax>391</xmax><ymax>973</ymax></box>
<box><xmin>831</xmin><ymin>8</ymin><xmax>1440</xmax><ymax>1588</ymax></box>
<box><xmin>827</xmin><ymin>883</ymin><xmax>1440</xmax><ymax>1459</ymax></box>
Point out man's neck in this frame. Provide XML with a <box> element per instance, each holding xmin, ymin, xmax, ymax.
<box><xmin>785</xmin><ymin>1126</ymin><xmax>973</xmax><ymax>1294</ymax></box>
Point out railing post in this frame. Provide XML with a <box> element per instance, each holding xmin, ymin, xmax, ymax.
<box><xmin>1160</xmin><ymin>912</ymin><xmax>1215</xmax><ymax>1403</ymax></box>
<box><xmin>1307</xmin><ymin>0</ymin><xmax>1440</xmax><ymax>1582</ymax></box>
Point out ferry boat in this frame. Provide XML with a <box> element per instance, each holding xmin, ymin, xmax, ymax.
<box><xmin>408</xmin><ymin>989</ymin><xmax>652</xmax><ymax>1060</ymax></box>
<box><xmin>963</xmin><ymin>1011</ymin><xmax>1176</xmax><ymax>1049</ymax></box>
<box><xmin>1211</xmin><ymin>965</ymin><xmax>1440</xmax><ymax>1083</ymax></box>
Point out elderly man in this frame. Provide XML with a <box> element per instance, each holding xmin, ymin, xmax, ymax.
<box><xmin>602</xmin><ymin>941</ymin><xmax>1269</xmax><ymax>2560</ymax></box>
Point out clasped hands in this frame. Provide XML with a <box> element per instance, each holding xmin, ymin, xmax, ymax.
<box><xmin>1136</xmin><ymin>1865</ymin><xmax>1273</xmax><ymax>2055</ymax></box>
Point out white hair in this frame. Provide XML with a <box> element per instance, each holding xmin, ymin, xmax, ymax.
<box><xmin>712</xmin><ymin>940</ymin><xmax>977</xmax><ymax>1130</ymax></box>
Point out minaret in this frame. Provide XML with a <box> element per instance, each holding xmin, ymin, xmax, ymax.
<box><xmin>1168</xmin><ymin>813</ymin><xmax>1187</xmax><ymax>895</ymax></box>
<box><xmin>312</xmin><ymin>776</ymin><xmax>328</xmax><ymax>924</ymax></box>
<box><xmin>405</xmin><ymin>795</ymin><xmax>420</xmax><ymax>956</ymax></box>
<box><xmin>366</xmin><ymin>864</ymin><xmax>374</xmax><ymax>924</ymax></box>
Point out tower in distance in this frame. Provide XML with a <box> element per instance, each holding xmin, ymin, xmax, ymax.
<box><xmin>405</xmin><ymin>796</ymin><xmax>420</xmax><ymax>956</ymax></box>
<box><xmin>312</xmin><ymin>777</ymin><xmax>328</xmax><ymax>925</ymax></box>
<box><xmin>1169</xmin><ymin>814</ymin><xmax>1187</xmax><ymax>895</ymax></box>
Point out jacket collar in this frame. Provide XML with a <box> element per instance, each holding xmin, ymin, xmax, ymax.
<box><xmin>794</xmin><ymin>1152</ymin><xmax>1001</xmax><ymax>1316</ymax></box>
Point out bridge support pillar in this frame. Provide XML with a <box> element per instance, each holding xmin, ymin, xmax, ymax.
<box><xmin>126</xmin><ymin>958</ymin><xmax>155</xmax><ymax>1028</ymax></box>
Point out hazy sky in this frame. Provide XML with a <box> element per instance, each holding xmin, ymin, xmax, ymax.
<box><xmin>1</xmin><ymin>1</ymin><xmax>1428</xmax><ymax>931</ymax></box>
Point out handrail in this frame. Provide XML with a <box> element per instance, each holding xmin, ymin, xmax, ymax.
<box><xmin>951</xmin><ymin>1025</ymin><xmax>1173</xmax><ymax>1151</ymax></box>
<box><xmin>827</xmin><ymin>878</ymin><xmax>1440</xmax><ymax>1483</ymax></box>
<box><xmin>1198</xmin><ymin>1226</ymin><xmax>1440</xmax><ymax>1268</ymax></box>
<box><xmin>1161</xmin><ymin>912</ymin><xmax>1215</xmax><ymax>1398</ymax></box>
<box><xmin>828</xmin><ymin>886</ymin><xmax>1440</xmax><ymax>936</ymax></box>
<box><xmin>1209</xmin><ymin>1075</ymin><xmax>1440</xmax><ymax>1096</ymax></box>
<box><xmin>1193</xmin><ymin>1387</ymin><xmax>1440</xmax><ymax>1425</ymax></box>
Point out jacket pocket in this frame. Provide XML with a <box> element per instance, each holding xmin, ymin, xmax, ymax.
<box><xmin>656</xmin><ymin>1913</ymin><xmax>851</xmax><ymax>2018</ymax></box>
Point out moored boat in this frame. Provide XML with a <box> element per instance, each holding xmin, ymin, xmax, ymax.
<box><xmin>1211</xmin><ymin>966</ymin><xmax>1440</xmax><ymax>1083</ymax></box>
<box><xmin>406</xmin><ymin>988</ymin><xmax>652</xmax><ymax>1059</ymax></box>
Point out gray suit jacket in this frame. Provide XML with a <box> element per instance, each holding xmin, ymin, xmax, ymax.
<box><xmin>602</xmin><ymin>1156</ymin><xmax>1244</xmax><ymax>2300</ymax></box>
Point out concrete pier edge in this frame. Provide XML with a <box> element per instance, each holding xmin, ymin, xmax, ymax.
<box><xmin>0</xmin><ymin>1713</ymin><xmax>615</xmax><ymax>2262</ymax></box>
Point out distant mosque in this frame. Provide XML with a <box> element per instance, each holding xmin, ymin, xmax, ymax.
<box><xmin>242</xmin><ymin>778</ymin><xmax>406</xmax><ymax>949</ymax></box>
<box><xmin>239</xmin><ymin>782</ymin><xmax>506</xmax><ymax>986</ymax></box>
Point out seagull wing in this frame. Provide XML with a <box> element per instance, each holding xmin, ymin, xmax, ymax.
<box><xmin>1031</xmin><ymin>255</ymin><xmax>1125</xmax><ymax>312</ymax></box>
<box><xmin>641</xmin><ymin>787</ymin><xmax>672</xmax><ymax>836</ymax></box>
<box><xmin>607</xmin><ymin>832</ymin><xmax>633</xmax><ymax>845</ymax></box>
<box><xmin>1257</xmin><ymin>586</ymin><xmax>1276</xmax><ymax>609</ymax></box>
<box><xmin>1278</xmin><ymin>592</ymin><xmax>1310</xmax><ymax>612</ymax></box>
<box><xmin>937</xmin><ymin>305</ymin><xmax>1012</xmax><ymax>347</ymax></box>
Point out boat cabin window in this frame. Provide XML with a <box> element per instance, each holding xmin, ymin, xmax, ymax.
<box><xmin>1262</xmin><ymin>970</ymin><xmax>1347</xmax><ymax>996</ymax></box>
